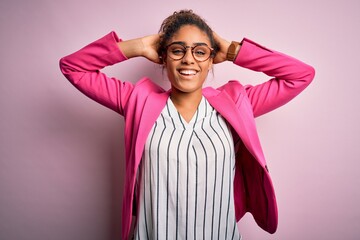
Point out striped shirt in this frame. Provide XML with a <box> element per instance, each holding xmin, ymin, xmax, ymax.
<box><xmin>134</xmin><ymin>96</ymin><xmax>242</xmax><ymax>240</ymax></box>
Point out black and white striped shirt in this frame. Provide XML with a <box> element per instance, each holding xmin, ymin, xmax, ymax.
<box><xmin>134</xmin><ymin>96</ymin><xmax>242</xmax><ymax>240</ymax></box>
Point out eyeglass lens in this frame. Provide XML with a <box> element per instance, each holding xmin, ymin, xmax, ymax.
<box><xmin>167</xmin><ymin>44</ymin><xmax>212</xmax><ymax>62</ymax></box>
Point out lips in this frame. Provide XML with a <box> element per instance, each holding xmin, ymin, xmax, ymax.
<box><xmin>178</xmin><ymin>69</ymin><xmax>198</xmax><ymax>75</ymax></box>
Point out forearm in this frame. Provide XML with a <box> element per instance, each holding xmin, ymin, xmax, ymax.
<box><xmin>119</xmin><ymin>34</ymin><xmax>161</xmax><ymax>63</ymax></box>
<box><xmin>117</xmin><ymin>38</ymin><xmax>144</xmax><ymax>59</ymax></box>
<box><xmin>235</xmin><ymin>38</ymin><xmax>314</xmax><ymax>84</ymax></box>
<box><xmin>59</xmin><ymin>31</ymin><xmax>126</xmax><ymax>76</ymax></box>
<box><xmin>59</xmin><ymin>31</ymin><xmax>134</xmax><ymax>114</ymax></box>
<box><xmin>234</xmin><ymin>38</ymin><xmax>315</xmax><ymax>117</ymax></box>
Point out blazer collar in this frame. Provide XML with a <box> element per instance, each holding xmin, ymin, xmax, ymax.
<box><xmin>203</xmin><ymin>88</ymin><xmax>248</xmax><ymax>140</ymax></box>
<box><xmin>134</xmin><ymin>87</ymin><xmax>263</xmax><ymax>168</ymax></box>
<box><xmin>134</xmin><ymin>90</ymin><xmax>170</xmax><ymax>164</ymax></box>
<box><xmin>203</xmin><ymin>87</ymin><xmax>261</xmax><ymax>161</ymax></box>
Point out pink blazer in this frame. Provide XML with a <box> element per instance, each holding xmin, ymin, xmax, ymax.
<box><xmin>60</xmin><ymin>32</ymin><xmax>315</xmax><ymax>239</ymax></box>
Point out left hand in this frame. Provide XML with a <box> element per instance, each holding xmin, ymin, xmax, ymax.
<box><xmin>212</xmin><ymin>32</ymin><xmax>231</xmax><ymax>64</ymax></box>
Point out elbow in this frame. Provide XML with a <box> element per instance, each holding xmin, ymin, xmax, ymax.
<box><xmin>59</xmin><ymin>57</ymin><xmax>69</xmax><ymax>75</ymax></box>
<box><xmin>288</xmin><ymin>64</ymin><xmax>315</xmax><ymax>91</ymax></box>
<box><xmin>59</xmin><ymin>57</ymin><xmax>79</xmax><ymax>84</ymax></box>
<box><xmin>301</xmin><ymin>64</ymin><xmax>316</xmax><ymax>88</ymax></box>
<box><xmin>307</xmin><ymin>65</ymin><xmax>315</xmax><ymax>82</ymax></box>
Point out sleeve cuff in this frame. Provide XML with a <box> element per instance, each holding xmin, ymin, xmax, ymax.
<box><xmin>108</xmin><ymin>31</ymin><xmax>128</xmax><ymax>62</ymax></box>
<box><xmin>234</xmin><ymin>38</ymin><xmax>273</xmax><ymax>66</ymax></box>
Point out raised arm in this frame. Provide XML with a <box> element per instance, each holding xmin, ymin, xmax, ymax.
<box><xmin>213</xmin><ymin>32</ymin><xmax>315</xmax><ymax>117</ymax></box>
<box><xmin>59</xmin><ymin>31</ymin><xmax>161</xmax><ymax>115</ymax></box>
<box><xmin>235</xmin><ymin>39</ymin><xmax>315</xmax><ymax>117</ymax></box>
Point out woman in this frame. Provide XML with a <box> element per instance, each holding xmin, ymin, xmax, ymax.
<box><xmin>60</xmin><ymin>10</ymin><xmax>315</xmax><ymax>240</ymax></box>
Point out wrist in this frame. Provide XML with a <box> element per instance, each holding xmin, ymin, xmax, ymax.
<box><xmin>226</xmin><ymin>41</ymin><xmax>241</xmax><ymax>62</ymax></box>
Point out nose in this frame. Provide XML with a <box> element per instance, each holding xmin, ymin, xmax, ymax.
<box><xmin>181</xmin><ymin>47</ymin><xmax>195</xmax><ymax>64</ymax></box>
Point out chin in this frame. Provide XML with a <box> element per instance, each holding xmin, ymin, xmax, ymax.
<box><xmin>174</xmin><ymin>84</ymin><xmax>202</xmax><ymax>94</ymax></box>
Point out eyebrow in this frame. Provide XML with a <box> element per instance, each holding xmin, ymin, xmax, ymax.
<box><xmin>169</xmin><ymin>41</ymin><xmax>209</xmax><ymax>47</ymax></box>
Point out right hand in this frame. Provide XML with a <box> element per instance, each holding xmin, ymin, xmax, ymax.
<box><xmin>212</xmin><ymin>32</ymin><xmax>231</xmax><ymax>64</ymax></box>
<box><xmin>140</xmin><ymin>34</ymin><xmax>162</xmax><ymax>64</ymax></box>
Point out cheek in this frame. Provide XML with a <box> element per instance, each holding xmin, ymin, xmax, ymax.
<box><xmin>164</xmin><ymin>59</ymin><xmax>175</xmax><ymax>71</ymax></box>
<box><xmin>164</xmin><ymin>64</ymin><xmax>176</xmax><ymax>82</ymax></box>
<box><xmin>207</xmin><ymin>60</ymin><xmax>213</xmax><ymax>71</ymax></box>
<box><xmin>202</xmin><ymin>62</ymin><xmax>213</xmax><ymax>73</ymax></box>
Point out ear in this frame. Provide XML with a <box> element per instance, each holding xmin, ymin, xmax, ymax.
<box><xmin>162</xmin><ymin>59</ymin><xmax>168</xmax><ymax>72</ymax></box>
<box><xmin>158</xmin><ymin>52</ymin><xmax>166</xmax><ymax>64</ymax></box>
<box><xmin>208</xmin><ymin>58</ymin><xmax>213</xmax><ymax>71</ymax></box>
<box><xmin>162</xmin><ymin>55</ymin><xmax>167</xmax><ymax>65</ymax></box>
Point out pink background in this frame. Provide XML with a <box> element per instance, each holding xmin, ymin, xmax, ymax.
<box><xmin>1</xmin><ymin>0</ymin><xmax>359</xmax><ymax>239</ymax></box>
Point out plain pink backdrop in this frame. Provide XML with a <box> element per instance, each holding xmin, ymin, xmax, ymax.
<box><xmin>1</xmin><ymin>0</ymin><xmax>359</xmax><ymax>239</ymax></box>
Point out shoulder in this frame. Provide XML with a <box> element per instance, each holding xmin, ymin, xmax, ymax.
<box><xmin>203</xmin><ymin>81</ymin><xmax>247</xmax><ymax>105</ymax></box>
<box><xmin>133</xmin><ymin>77</ymin><xmax>166</xmax><ymax>93</ymax></box>
<box><xmin>217</xmin><ymin>80</ymin><xmax>246</xmax><ymax>98</ymax></box>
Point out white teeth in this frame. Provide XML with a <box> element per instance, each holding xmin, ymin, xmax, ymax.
<box><xmin>179</xmin><ymin>70</ymin><xmax>197</xmax><ymax>75</ymax></box>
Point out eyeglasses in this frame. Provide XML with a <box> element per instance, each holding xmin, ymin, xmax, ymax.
<box><xmin>166</xmin><ymin>42</ymin><xmax>214</xmax><ymax>62</ymax></box>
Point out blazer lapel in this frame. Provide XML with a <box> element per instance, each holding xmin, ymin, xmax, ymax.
<box><xmin>203</xmin><ymin>88</ymin><xmax>264</xmax><ymax>161</ymax></box>
<box><xmin>134</xmin><ymin>90</ymin><xmax>170</xmax><ymax>166</ymax></box>
<box><xmin>133</xmin><ymin>86</ymin><xmax>265</xmax><ymax>169</ymax></box>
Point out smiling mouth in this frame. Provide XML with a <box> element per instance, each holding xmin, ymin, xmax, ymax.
<box><xmin>178</xmin><ymin>69</ymin><xmax>198</xmax><ymax>76</ymax></box>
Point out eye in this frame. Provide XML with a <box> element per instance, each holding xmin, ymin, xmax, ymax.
<box><xmin>193</xmin><ymin>46</ymin><xmax>209</xmax><ymax>57</ymax></box>
<box><xmin>194</xmin><ymin>49</ymin><xmax>206</xmax><ymax>56</ymax></box>
<box><xmin>168</xmin><ymin>44</ymin><xmax>186</xmax><ymax>56</ymax></box>
<box><xmin>171</xmin><ymin>48</ymin><xmax>185</xmax><ymax>56</ymax></box>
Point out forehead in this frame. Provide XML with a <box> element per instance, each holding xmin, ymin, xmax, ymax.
<box><xmin>170</xmin><ymin>25</ymin><xmax>211</xmax><ymax>45</ymax></box>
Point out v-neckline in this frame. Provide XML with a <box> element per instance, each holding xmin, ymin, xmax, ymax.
<box><xmin>167</xmin><ymin>96</ymin><xmax>205</xmax><ymax>128</ymax></box>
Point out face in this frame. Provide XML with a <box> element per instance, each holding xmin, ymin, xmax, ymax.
<box><xmin>164</xmin><ymin>25</ymin><xmax>213</xmax><ymax>95</ymax></box>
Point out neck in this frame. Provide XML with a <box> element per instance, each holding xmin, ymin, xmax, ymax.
<box><xmin>170</xmin><ymin>88</ymin><xmax>203</xmax><ymax>108</ymax></box>
<box><xmin>170</xmin><ymin>88</ymin><xmax>203</xmax><ymax>123</ymax></box>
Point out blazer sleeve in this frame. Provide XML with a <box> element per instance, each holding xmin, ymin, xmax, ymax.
<box><xmin>59</xmin><ymin>31</ymin><xmax>133</xmax><ymax>115</ymax></box>
<box><xmin>234</xmin><ymin>38</ymin><xmax>315</xmax><ymax>117</ymax></box>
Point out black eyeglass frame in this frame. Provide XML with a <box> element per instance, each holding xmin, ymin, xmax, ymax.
<box><xmin>165</xmin><ymin>42</ymin><xmax>215</xmax><ymax>62</ymax></box>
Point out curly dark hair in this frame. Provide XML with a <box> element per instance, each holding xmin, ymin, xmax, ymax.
<box><xmin>158</xmin><ymin>9</ymin><xmax>219</xmax><ymax>62</ymax></box>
